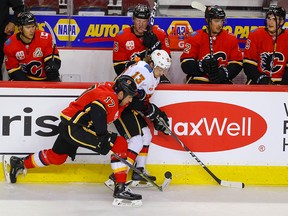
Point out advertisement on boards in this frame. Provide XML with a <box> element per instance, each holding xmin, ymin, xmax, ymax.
<box><xmin>1</xmin><ymin>85</ymin><xmax>288</xmax><ymax>166</ymax></box>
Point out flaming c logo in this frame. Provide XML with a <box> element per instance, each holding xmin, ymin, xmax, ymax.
<box><xmin>152</xmin><ymin>102</ymin><xmax>267</xmax><ymax>152</ymax></box>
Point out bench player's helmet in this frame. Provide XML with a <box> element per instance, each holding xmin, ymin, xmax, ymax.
<box><xmin>266</xmin><ymin>6</ymin><xmax>286</xmax><ymax>20</ymax></box>
<box><xmin>133</xmin><ymin>4</ymin><xmax>151</xmax><ymax>19</ymax></box>
<box><xmin>205</xmin><ymin>5</ymin><xmax>226</xmax><ymax>21</ymax></box>
<box><xmin>113</xmin><ymin>75</ymin><xmax>137</xmax><ymax>98</ymax></box>
<box><xmin>17</xmin><ymin>12</ymin><xmax>37</xmax><ymax>26</ymax></box>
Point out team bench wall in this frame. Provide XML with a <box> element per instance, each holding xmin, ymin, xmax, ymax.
<box><xmin>0</xmin><ymin>82</ymin><xmax>287</xmax><ymax>185</ymax></box>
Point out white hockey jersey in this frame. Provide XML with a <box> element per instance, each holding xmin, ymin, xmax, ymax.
<box><xmin>122</xmin><ymin>61</ymin><xmax>160</xmax><ymax>98</ymax></box>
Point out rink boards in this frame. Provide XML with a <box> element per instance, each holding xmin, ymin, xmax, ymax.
<box><xmin>0</xmin><ymin>82</ymin><xmax>288</xmax><ymax>185</ymax></box>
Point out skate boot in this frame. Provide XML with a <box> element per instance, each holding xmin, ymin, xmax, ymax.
<box><xmin>3</xmin><ymin>155</ymin><xmax>26</xmax><ymax>183</ymax></box>
<box><xmin>131</xmin><ymin>167</ymin><xmax>156</xmax><ymax>187</ymax></box>
<box><xmin>104</xmin><ymin>173</ymin><xmax>132</xmax><ymax>191</ymax></box>
<box><xmin>112</xmin><ymin>183</ymin><xmax>142</xmax><ymax>207</ymax></box>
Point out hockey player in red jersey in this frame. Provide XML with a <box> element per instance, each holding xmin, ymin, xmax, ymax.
<box><xmin>105</xmin><ymin>49</ymin><xmax>171</xmax><ymax>191</ymax></box>
<box><xmin>113</xmin><ymin>4</ymin><xmax>171</xmax><ymax>83</ymax></box>
<box><xmin>3</xmin><ymin>76</ymin><xmax>142</xmax><ymax>206</ymax></box>
<box><xmin>244</xmin><ymin>6</ymin><xmax>288</xmax><ymax>85</ymax></box>
<box><xmin>4</xmin><ymin>12</ymin><xmax>61</xmax><ymax>81</ymax></box>
<box><xmin>180</xmin><ymin>5</ymin><xmax>243</xmax><ymax>84</ymax></box>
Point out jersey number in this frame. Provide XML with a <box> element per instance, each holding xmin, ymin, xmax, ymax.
<box><xmin>131</xmin><ymin>71</ymin><xmax>145</xmax><ymax>85</ymax></box>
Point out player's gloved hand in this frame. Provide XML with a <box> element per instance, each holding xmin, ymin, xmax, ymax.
<box><xmin>97</xmin><ymin>132</ymin><xmax>117</xmax><ymax>155</ymax></box>
<box><xmin>209</xmin><ymin>66</ymin><xmax>229</xmax><ymax>84</ymax></box>
<box><xmin>146</xmin><ymin>103</ymin><xmax>170</xmax><ymax>135</ymax></box>
<box><xmin>199</xmin><ymin>58</ymin><xmax>218</xmax><ymax>74</ymax></box>
<box><xmin>45</xmin><ymin>61</ymin><xmax>60</xmax><ymax>81</ymax></box>
<box><xmin>257</xmin><ymin>74</ymin><xmax>271</xmax><ymax>85</ymax></box>
<box><xmin>281</xmin><ymin>70</ymin><xmax>288</xmax><ymax>85</ymax></box>
<box><xmin>143</xmin><ymin>26</ymin><xmax>162</xmax><ymax>51</ymax></box>
<box><xmin>152</xmin><ymin>111</ymin><xmax>170</xmax><ymax>135</ymax></box>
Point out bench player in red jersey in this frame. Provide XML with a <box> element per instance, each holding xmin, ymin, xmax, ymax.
<box><xmin>113</xmin><ymin>4</ymin><xmax>171</xmax><ymax>83</ymax></box>
<box><xmin>4</xmin><ymin>12</ymin><xmax>61</xmax><ymax>81</ymax></box>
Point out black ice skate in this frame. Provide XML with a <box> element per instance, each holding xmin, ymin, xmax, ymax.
<box><xmin>2</xmin><ymin>155</ymin><xmax>26</xmax><ymax>183</ymax></box>
<box><xmin>131</xmin><ymin>167</ymin><xmax>156</xmax><ymax>187</ymax></box>
<box><xmin>112</xmin><ymin>183</ymin><xmax>142</xmax><ymax>207</ymax></box>
<box><xmin>104</xmin><ymin>173</ymin><xmax>132</xmax><ymax>191</ymax></box>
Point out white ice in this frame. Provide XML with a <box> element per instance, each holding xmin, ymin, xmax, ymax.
<box><xmin>0</xmin><ymin>183</ymin><xmax>288</xmax><ymax>216</ymax></box>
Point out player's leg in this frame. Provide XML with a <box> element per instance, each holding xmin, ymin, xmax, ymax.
<box><xmin>131</xmin><ymin>126</ymin><xmax>156</xmax><ymax>184</ymax></box>
<box><xmin>3</xmin><ymin>134</ymin><xmax>71</xmax><ymax>183</ymax></box>
<box><xmin>110</xmin><ymin>136</ymin><xmax>142</xmax><ymax>207</ymax></box>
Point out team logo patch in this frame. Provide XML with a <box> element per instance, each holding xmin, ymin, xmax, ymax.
<box><xmin>126</xmin><ymin>41</ymin><xmax>135</xmax><ymax>51</ymax></box>
<box><xmin>15</xmin><ymin>51</ymin><xmax>25</xmax><ymax>61</ymax></box>
<box><xmin>33</xmin><ymin>48</ymin><xmax>43</xmax><ymax>58</ymax></box>
<box><xmin>40</xmin><ymin>32</ymin><xmax>49</xmax><ymax>39</ymax></box>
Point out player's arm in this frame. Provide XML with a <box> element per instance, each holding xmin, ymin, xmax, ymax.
<box><xmin>90</xmin><ymin>100</ymin><xmax>117</xmax><ymax>155</ymax></box>
<box><xmin>10</xmin><ymin>0</ymin><xmax>25</xmax><ymax>24</ymax></box>
<box><xmin>113</xmin><ymin>35</ymin><xmax>131</xmax><ymax>76</ymax></box>
<box><xmin>243</xmin><ymin>32</ymin><xmax>269</xmax><ymax>84</ymax></box>
<box><xmin>180</xmin><ymin>37</ymin><xmax>205</xmax><ymax>77</ymax></box>
<box><xmin>4</xmin><ymin>42</ymin><xmax>29</xmax><ymax>81</ymax></box>
<box><xmin>223</xmin><ymin>36</ymin><xmax>243</xmax><ymax>80</ymax></box>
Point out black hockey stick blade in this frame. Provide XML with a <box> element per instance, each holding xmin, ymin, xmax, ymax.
<box><xmin>111</xmin><ymin>151</ymin><xmax>171</xmax><ymax>191</ymax></box>
<box><xmin>157</xmin><ymin>117</ymin><xmax>245</xmax><ymax>189</ymax></box>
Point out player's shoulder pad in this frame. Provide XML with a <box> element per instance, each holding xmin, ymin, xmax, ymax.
<box><xmin>117</xmin><ymin>29</ymin><xmax>125</xmax><ymax>36</ymax></box>
<box><xmin>191</xmin><ymin>31</ymin><xmax>198</xmax><ymax>37</ymax></box>
<box><xmin>153</xmin><ymin>25</ymin><xmax>164</xmax><ymax>33</ymax></box>
<box><xmin>144</xmin><ymin>63</ymin><xmax>153</xmax><ymax>73</ymax></box>
<box><xmin>4</xmin><ymin>38</ymin><xmax>12</xmax><ymax>46</ymax></box>
<box><xmin>250</xmin><ymin>28</ymin><xmax>259</xmax><ymax>33</ymax></box>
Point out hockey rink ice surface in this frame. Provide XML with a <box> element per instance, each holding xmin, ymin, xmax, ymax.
<box><xmin>0</xmin><ymin>183</ymin><xmax>288</xmax><ymax>216</ymax></box>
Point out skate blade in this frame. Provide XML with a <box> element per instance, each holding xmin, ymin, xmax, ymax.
<box><xmin>131</xmin><ymin>180</ymin><xmax>153</xmax><ymax>188</ymax></box>
<box><xmin>112</xmin><ymin>198</ymin><xmax>142</xmax><ymax>207</ymax></box>
<box><xmin>2</xmin><ymin>155</ymin><xmax>11</xmax><ymax>183</ymax></box>
<box><xmin>104</xmin><ymin>179</ymin><xmax>114</xmax><ymax>191</ymax></box>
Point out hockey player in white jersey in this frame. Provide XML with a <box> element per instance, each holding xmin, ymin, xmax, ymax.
<box><xmin>106</xmin><ymin>50</ymin><xmax>171</xmax><ymax>206</ymax></box>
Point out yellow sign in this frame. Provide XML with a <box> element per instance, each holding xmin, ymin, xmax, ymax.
<box><xmin>167</xmin><ymin>20</ymin><xmax>193</xmax><ymax>35</ymax></box>
<box><xmin>53</xmin><ymin>19</ymin><xmax>80</xmax><ymax>41</ymax></box>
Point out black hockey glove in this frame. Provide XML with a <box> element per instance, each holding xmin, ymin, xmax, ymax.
<box><xmin>143</xmin><ymin>27</ymin><xmax>162</xmax><ymax>51</ymax></box>
<box><xmin>45</xmin><ymin>60</ymin><xmax>60</xmax><ymax>81</ymax></box>
<box><xmin>199</xmin><ymin>58</ymin><xmax>218</xmax><ymax>74</ymax></box>
<box><xmin>209</xmin><ymin>66</ymin><xmax>229</xmax><ymax>84</ymax></box>
<box><xmin>146</xmin><ymin>103</ymin><xmax>170</xmax><ymax>135</ymax></box>
<box><xmin>97</xmin><ymin>132</ymin><xmax>117</xmax><ymax>155</ymax></box>
<box><xmin>152</xmin><ymin>112</ymin><xmax>170</xmax><ymax>135</ymax></box>
<box><xmin>257</xmin><ymin>74</ymin><xmax>271</xmax><ymax>85</ymax></box>
<box><xmin>281</xmin><ymin>69</ymin><xmax>288</xmax><ymax>85</ymax></box>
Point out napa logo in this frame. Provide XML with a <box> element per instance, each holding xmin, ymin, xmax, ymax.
<box><xmin>53</xmin><ymin>19</ymin><xmax>80</xmax><ymax>41</ymax></box>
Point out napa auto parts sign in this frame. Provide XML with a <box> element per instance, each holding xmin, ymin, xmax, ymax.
<box><xmin>0</xmin><ymin>83</ymin><xmax>288</xmax><ymax>166</ymax></box>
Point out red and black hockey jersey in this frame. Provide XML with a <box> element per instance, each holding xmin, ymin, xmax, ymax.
<box><xmin>61</xmin><ymin>82</ymin><xmax>126</xmax><ymax>127</ymax></box>
<box><xmin>244</xmin><ymin>28</ymin><xmax>288</xmax><ymax>81</ymax></box>
<box><xmin>4</xmin><ymin>29</ymin><xmax>60</xmax><ymax>81</ymax></box>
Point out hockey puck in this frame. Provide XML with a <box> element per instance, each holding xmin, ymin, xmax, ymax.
<box><xmin>165</xmin><ymin>171</ymin><xmax>172</xmax><ymax>179</ymax></box>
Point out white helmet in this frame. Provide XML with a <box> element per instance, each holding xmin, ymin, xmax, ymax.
<box><xmin>151</xmin><ymin>49</ymin><xmax>171</xmax><ymax>70</ymax></box>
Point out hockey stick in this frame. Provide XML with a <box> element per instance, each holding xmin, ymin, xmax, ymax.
<box><xmin>157</xmin><ymin>117</ymin><xmax>245</xmax><ymax>188</ymax></box>
<box><xmin>191</xmin><ymin>1</ymin><xmax>213</xmax><ymax>58</ymax></box>
<box><xmin>144</xmin><ymin>0</ymin><xmax>158</xmax><ymax>59</ymax></box>
<box><xmin>269</xmin><ymin>10</ymin><xmax>278</xmax><ymax>83</ymax></box>
<box><xmin>111</xmin><ymin>151</ymin><xmax>172</xmax><ymax>191</ymax></box>
<box><xmin>44</xmin><ymin>21</ymin><xmax>57</xmax><ymax>61</ymax></box>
